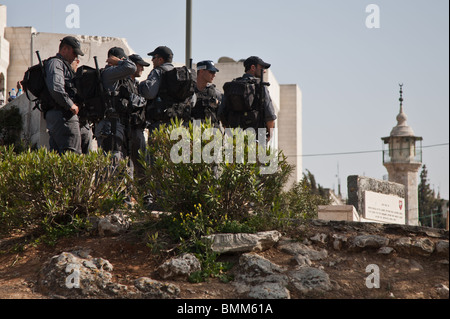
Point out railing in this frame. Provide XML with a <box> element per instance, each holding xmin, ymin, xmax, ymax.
<box><xmin>382</xmin><ymin>148</ymin><xmax>422</xmax><ymax>164</ymax></box>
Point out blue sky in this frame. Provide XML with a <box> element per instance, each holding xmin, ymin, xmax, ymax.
<box><xmin>2</xmin><ymin>0</ymin><xmax>449</xmax><ymax>199</ymax></box>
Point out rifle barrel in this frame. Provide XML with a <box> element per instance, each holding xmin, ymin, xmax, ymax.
<box><xmin>36</xmin><ymin>51</ymin><xmax>43</xmax><ymax>65</ymax></box>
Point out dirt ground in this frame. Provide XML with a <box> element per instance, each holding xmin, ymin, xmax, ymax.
<box><xmin>0</xmin><ymin>221</ymin><xmax>448</xmax><ymax>300</ymax></box>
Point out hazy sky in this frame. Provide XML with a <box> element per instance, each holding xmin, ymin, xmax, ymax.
<box><xmin>2</xmin><ymin>0</ymin><xmax>449</xmax><ymax>199</ymax></box>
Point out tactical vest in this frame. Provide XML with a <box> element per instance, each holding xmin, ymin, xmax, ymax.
<box><xmin>191</xmin><ymin>84</ymin><xmax>221</xmax><ymax>126</ymax></box>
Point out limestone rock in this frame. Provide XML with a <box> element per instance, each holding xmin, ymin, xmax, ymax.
<box><xmin>247</xmin><ymin>282</ymin><xmax>291</xmax><ymax>299</ymax></box>
<box><xmin>394</xmin><ymin>237</ymin><xmax>435</xmax><ymax>256</ymax></box>
<box><xmin>435</xmin><ymin>240</ymin><xmax>449</xmax><ymax>257</ymax></box>
<box><xmin>157</xmin><ymin>253</ymin><xmax>201</xmax><ymax>280</ymax></box>
<box><xmin>350</xmin><ymin>235</ymin><xmax>389</xmax><ymax>250</ymax></box>
<box><xmin>278</xmin><ymin>241</ymin><xmax>328</xmax><ymax>261</ymax></box>
<box><xmin>394</xmin><ymin>237</ymin><xmax>413</xmax><ymax>254</ymax></box>
<box><xmin>310</xmin><ymin>233</ymin><xmax>328</xmax><ymax>244</ymax></box>
<box><xmin>38</xmin><ymin>251</ymin><xmax>123</xmax><ymax>298</ymax></box>
<box><xmin>97</xmin><ymin>211</ymin><xmax>131</xmax><ymax>237</ymax></box>
<box><xmin>377</xmin><ymin>246</ymin><xmax>395</xmax><ymax>255</ymax></box>
<box><xmin>332</xmin><ymin>234</ymin><xmax>348</xmax><ymax>251</ymax></box>
<box><xmin>204</xmin><ymin>231</ymin><xmax>281</xmax><ymax>254</ymax></box>
<box><xmin>233</xmin><ymin>253</ymin><xmax>289</xmax><ymax>299</ymax></box>
<box><xmin>288</xmin><ymin>267</ymin><xmax>333</xmax><ymax>294</ymax></box>
<box><xmin>435</xmin><ymin>284</ymin><xmax>449</xmax><ymax>299</ymax></box>
<box><xmin>411</xmin><ymin>238</ymin><xmax>435</xmax><ymax>256</ymax></box>
<box><xmin>134</xmin><ymin>277</ymin><xmax>180</xmax><ymax>299</ymax></box>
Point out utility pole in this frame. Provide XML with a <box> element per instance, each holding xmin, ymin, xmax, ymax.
<box><xmin>186</xmin><ymin>0</ymin><xmax>192</xmax><ymax>67</ymax></box>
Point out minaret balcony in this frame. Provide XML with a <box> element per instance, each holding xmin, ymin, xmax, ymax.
<box><xmin>382</xmin><ymin>148</ymin><xmax>422</xmax><ymax>164</ymax></box>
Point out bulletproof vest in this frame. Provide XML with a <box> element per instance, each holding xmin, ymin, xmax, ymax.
<box><xmin>191</xmin><ymin>84</ymin><xmax>220</xmax><ymax>125</ymax></box>
<box><xmin>108</xmin><ymin>77</ymin><xmax>137</xmax><ymax>114</ymax></box>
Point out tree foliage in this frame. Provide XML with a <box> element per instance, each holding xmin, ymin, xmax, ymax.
<box><xmin>418</xmin><ymin>164</ymin><xmax>447</xmax><ymax>228</ymax></box>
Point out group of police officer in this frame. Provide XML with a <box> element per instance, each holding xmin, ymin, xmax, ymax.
<box><xmin>42</xmin><ymin>36</ymin><xmax>277</xmax><ymax>183</ymax></box>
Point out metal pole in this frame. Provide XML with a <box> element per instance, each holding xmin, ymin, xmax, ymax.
<box><xmin>186</xmin><ymin>0</ymin><xmax>192</xmax><ymax>67</ymax></box>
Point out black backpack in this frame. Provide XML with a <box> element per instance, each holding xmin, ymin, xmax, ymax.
<box><xmin>21</xmin><ymin>57</ymin><xmax>61</xmax><ymax>114</ymax></box>
<box><xmin>160</xmin><ymin>66</ymin><xmax>197</xmax><ymax>102</ymax></box>
<box><xmin>223</xmin><ymin>77</ymin><xmax>258</xmax><ymax>113</ymax></box>
<box><xmin>74</xmin><ymin>65</ymin><xmax>106</xmax><ymax>122</ymax></box>
<box><xmin>148</xmin><ymin>66</ymin><xmax>197</xmax><ymax>122</ymax></box>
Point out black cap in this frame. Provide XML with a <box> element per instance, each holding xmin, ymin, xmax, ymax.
<box><xmin>244</xmin><ymin>56</ymin><xmax>271</xmax><ymax>69</ymax></box>
<box><xmin>61</xmin><ymin>36</ymin><xmax>84</xmax><ymax>56</ymax></box>
<box><xmin>147</xmin><ymin>46</ymin><xmax>173</xmax><ymax>60</ymax></box>
<box><xmin>197</xmin><ymin>60</ymin><xmax>219</xmax><ymax>72</ymax></box>
<box><xmin>108</xmin><ymin>47</ymin><xmax>127</xmax><ymax>59</ymax></box>
<box><xmin>129</xmin><ymin>54</ymin><xmax>150</xmax><ymax>67</ymax></box>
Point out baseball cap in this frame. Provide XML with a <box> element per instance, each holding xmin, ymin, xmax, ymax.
<box><xmin>61</xmin><ymin>36</ymin><xmax>84</xmax><ymax>56</ymax></box>
<box><xmin>197</xmin><ymin>60</ymin><xmax>219</xmax><ymax>72</ymax></box>
<box><xmin>129</xmin><ymin>54</ymin><xmax>150</xmax><ymax>67</ymax></box>
<box><xmin>147</xmin><ymin>46</ymin><xmax>174</xmax><ymax>60</ymax></box>
<box><xmin>244</xmin><ymin>56</ymin><xmax>271</xmax><ymax>69</ymax></box>
<box><xmin>108</xmin><ymin>47</ymin><xmax>127</xmax><ymax>59</ymax></box>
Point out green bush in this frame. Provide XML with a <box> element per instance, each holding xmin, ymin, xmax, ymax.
<box><xmin>138</xmin><ymin>119</ymin><xmax>315</xmax><ymax>282</ymax></box>
<box><xmin>139</xmin><ymin>119</ymin><xmax>293</xmax><ymax>242</ymax></box>
<box><xmin>0</xmin><ymin>146</ymin><xmax>130</xmax><ymax>237</ymax></box>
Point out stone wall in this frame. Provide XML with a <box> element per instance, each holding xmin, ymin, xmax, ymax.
<box><xmin>347</xmin><ymin>175</ymin><xmax>405</xmax><ymax>222</ymax></box>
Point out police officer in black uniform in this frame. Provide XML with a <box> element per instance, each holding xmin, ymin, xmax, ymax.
<box><xmin>71</xmin><ymin>57</ymin><xmax>94</xmax><ymax>154</ymax></box>
<box><xmin>219</xmin><ymin>56</ymin><xmax>277</xmax><ymax>141</ymax></box>
<box><xmin>94</xmin><ymin>47</ymin><xmax>136</xmax><ymax>163</ymax></box>
<box><xmin>128</xmin><ymin>54</ymin><xmax>150</xmax><ymax>183</ymax></box>
<box><xmin>139</xmin><ymin>46</ymin><xmax>175</xmax><ymax>135</ymax></box>
<box><xmin>44</xmin><ymin>36</ymin><xmax>84</xmax><ymax>154</ymax></box>
<box><xmin>192</xmin><ymin>60</ymin><xmax>222</xmax><ymax>128</ymax></box>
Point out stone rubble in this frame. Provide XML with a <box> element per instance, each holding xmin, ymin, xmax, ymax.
<box><xmin>36</xmin><ymin>219</ymin><xmax>449</xmax><ymax>299</ymax></box>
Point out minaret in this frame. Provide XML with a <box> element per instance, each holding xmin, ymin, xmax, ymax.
<box><xmin>382</xmin><ymin>84</ymin><xmax>423</xmax><ymax>225</ymax></box>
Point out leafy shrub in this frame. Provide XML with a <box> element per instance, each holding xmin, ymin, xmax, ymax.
<box><xmin>138</xmin><ymin>119</ymin><xmax>293</xmax><ymax>242</ymax></box>
<box><xmin>0</xmin><ymin>146</ymin><xmax>130</xmax><ymax>236</ymax></box>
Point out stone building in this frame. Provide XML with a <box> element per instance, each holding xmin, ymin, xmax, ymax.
<box><xmin>0</xmin><ymin>5</ymin><xmax>9</xmax><ymax>102</ymax></box>
<box><xmin>0</xmin><ymin>4</ymin><xmax>303</xmax><ymax>188</ymax></box>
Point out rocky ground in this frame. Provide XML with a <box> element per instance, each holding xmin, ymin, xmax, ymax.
<box><xmin>0</xmin><ymin>218</ymin><xmax>448</xmax><ymax>302</ymax></box>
